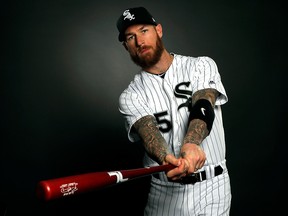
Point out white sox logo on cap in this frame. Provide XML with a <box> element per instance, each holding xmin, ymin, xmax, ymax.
<box><xmin>123</xmin><ymin>9</ymin><xmax>135</xmax><ymax>21</ymax></box>
<box><xmin>116</xmin><ymin>7</ymin><xmax>158</xmax><ymax>42</ymax></box>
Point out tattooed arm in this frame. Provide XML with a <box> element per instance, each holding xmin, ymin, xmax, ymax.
<box><xmin>133</xmin><ymin>115</ymin><xmax>185</xmax><ymax>179</ymax></box>
<box><xmin>133</xmin><ymin>115</ymin><xmax>171</xmax><ymax>164</ymax></box>
<box><xmin>181</xmin><ymin>88</ymin><xmax>219</xmax><ymax>173</ymax></box>
<box><xmin>183</xmin><ymin>88</ymin><xmax>219</xmax><ymax>145</ymax></box>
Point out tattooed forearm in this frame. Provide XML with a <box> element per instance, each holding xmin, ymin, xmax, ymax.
<box><xmin>133</xmin><ymin>115</ymin><xmax>170</xmax><ymax>164</ymax></box>
<box><xmin>183</xmin><ymin>88</ymin><xmax>219</xmax><ymax>145</ymax></box>
<box><xmin>183</xmin><ymin>119</ymin><xmax>208</xmax><ymax>145</ymax></box>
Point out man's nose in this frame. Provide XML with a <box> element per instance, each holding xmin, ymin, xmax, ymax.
<box><xmin>135</xmin><ymin>35</ymin><xmax>144</xmax><ymax>47</ymax></box>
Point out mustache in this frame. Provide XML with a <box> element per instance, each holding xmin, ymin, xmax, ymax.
<box><xmin>138</xmin><ymin>45</ymin><xmax>152</xmax><ymax>53</ymax></box>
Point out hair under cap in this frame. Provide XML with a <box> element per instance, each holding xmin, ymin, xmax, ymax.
<box><xmin>116</xmin><ymin>7</ymin><xmax>157</xmax><ymax>42</ymax></box>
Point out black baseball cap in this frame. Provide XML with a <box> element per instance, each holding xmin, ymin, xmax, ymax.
<box><xmin>116</xmin><ymin>7</ymin><xmax>158</xmax><ymax>42</ymax></box>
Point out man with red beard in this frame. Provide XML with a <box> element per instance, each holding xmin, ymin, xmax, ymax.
<box><xmin>116</xmin><ymin>7</ymin><xmax>232</xmax><ymax>216</ymax></box>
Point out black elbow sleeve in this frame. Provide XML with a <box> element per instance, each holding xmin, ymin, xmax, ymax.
<box><xmin>188</xmin><ymin>99</ymin><xmax>215</xmax><ymax>134</ymax></box>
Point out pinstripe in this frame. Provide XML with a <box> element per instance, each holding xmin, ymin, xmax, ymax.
<box><xmin>144</xmin><ymin>170</ymin><xmax>231</xmax><ymax>216</ymax></box>
<box><xmin>119</xmin><ymin>54</ymin><xmax>231</xmax><ymax>215</ymax></box>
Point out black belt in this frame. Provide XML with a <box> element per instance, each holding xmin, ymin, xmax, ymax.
<box><xmin>153</xmin><ymin>165</ymin><xmax>223</xmax><ymax>185</ymax></box>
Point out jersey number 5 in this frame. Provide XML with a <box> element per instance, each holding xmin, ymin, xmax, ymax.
<box><xmin>154</xmin><ymin>111</ymin><xmax>172</xmax><ymax>133</ymax></box>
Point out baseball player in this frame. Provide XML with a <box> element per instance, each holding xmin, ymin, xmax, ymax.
<box><xmin>116</xmin><ymin>7</ymin><xmax>232</xmax><ymax>215</ymax></box>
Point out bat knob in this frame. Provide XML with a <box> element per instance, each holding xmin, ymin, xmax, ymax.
<box><xmin>36</xmin><ymin>181</ymin><xmax>51</xmax><ymax>201</ymax></box>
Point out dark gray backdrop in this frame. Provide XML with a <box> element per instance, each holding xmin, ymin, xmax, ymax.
<box><xmin>2</xmin><ymin>0</ymin><xmax>286</xmax><ymax>215</ymax></box>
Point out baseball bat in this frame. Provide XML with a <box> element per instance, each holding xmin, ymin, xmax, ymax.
<box><xmin>36</xmin><ymin>164</ymin><xmax>175</xmax><ymax>201</ymax></box>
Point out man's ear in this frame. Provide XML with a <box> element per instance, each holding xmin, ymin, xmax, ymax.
<box><xmin>156</xmin><ymin>24</ymin><xmax>163</xmax><ymax>38</ymax></box>
<box><xmin>122</xmin><ymin>42</ymin><xmax>128</xmax><ymax>50</ymax></box>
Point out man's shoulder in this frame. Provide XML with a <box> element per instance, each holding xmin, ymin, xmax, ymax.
<box><xmin>120</xmin><ymin>73</ymin><xmax>143</xmax><ymax>93</ymax></box>
<box><xmin>173</xmin><ymin>53</ymin><xmax>214</xmax><ymax>62</ymax></box>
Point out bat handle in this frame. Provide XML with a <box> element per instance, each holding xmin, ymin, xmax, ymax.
<box><xmin>157</xmin><ymin>164</ymin><xmax>176</xmax><ymax>172</ymax></box>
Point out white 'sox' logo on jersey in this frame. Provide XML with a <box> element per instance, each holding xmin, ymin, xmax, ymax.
<box><xmin>123</xmin><ymin>10</ymin><xmax>135</xmax><ymax>21</ymax></box>
<box><xmin>174</xmin><ymin>82</ymin><xmax>192</xmax><ymax>110</ymax></box>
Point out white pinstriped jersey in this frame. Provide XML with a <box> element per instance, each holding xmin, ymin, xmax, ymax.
<box><xmin>119</xmin><ymin>54</ymin><xmax>231</xmax><ymax>215</ymax></box>
<box><xmin>119</xmin><ymin>54</ymin><xmax>228</xmax><ymax>168</ymax></box>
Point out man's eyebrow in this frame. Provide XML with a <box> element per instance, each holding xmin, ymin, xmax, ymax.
<box><xmin>125</xmin><ymin>25</ymin><xmax>147</xmax><ymax>36</ymax></box>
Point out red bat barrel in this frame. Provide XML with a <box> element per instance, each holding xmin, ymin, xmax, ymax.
<box><xmin>36</xmin><ymin>164</ymin><xmax>175</xmax><ymax>201</ymax></box>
